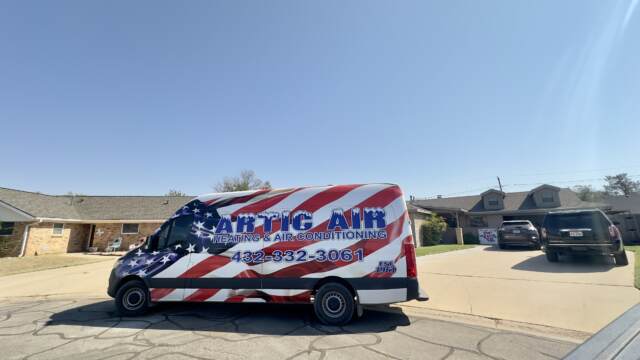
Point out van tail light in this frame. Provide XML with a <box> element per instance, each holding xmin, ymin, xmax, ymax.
<box><xmin>404</xmin><ymin>237</ymin><xmax>418</xmax><ymax>278</ymax></box>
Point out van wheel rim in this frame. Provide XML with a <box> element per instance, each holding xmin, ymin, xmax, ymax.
<box><xmin>322</xmin><ymin>291</ymin><xmax>346</xmax><ymax>318</ymax></box>
<box><xmin>123</xmin><ymin>288</ymin><xmax>145</xmax><ymax>310</ymax></box>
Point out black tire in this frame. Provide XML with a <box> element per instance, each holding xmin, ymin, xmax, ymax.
<box><xmin>546</xmin><ymin>251</ymin><xmax>559</xmax><ymax>262</ymax></box>
<box><xmin>314</xmin><ymin>283</ymin><xmax>355</xmax><ymax>326</ymax></box>
<box><xmin>532</xmin><ymin>242</ymin><xmax>542</xmax><ymax>250</ymax></box>
<box><xmin>115</xmin><ymin>279</ymin><xmax>149</xmax><ymax>316</ymax></box>
<box><xmin>498</xmin><ymin>243</ymin><xmax>506</xmax><ymax>250</ymax></box>
<box><xmin>614</xmin><ymin>251</ymin><xmax>629</xmax><ymax>266</ymax></box>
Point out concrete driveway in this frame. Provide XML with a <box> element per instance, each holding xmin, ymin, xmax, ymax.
<box><xmin>409</xmin><ymin>246</ymin><xmax>640</xmax><ymax>333</ymax></box>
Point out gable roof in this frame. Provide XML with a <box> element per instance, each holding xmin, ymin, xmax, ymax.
<box><xmin>480</xmin><ymin>189</ymin><xmax>505</xmax><ymax>197</ymax></box>
<box><xmin>601</xmin><ymin>194</ymin><xmax>640</xmax><ymax>213</ymax></box>
<box><xmin>529</xmin><ymin>184</ymin><xmax>561</xmax><ymax>194</ymax></box>
<box><xmin>412</xmin><ymin>188</ymin><xmax>609</xmax><ymax>214</ymax></box>
<box><xmin>0</xmin><ymin>187</ymin><xmax>193</xmax><ymax>222</ymax></box>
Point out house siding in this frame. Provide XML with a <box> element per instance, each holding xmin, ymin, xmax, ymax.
<box><xmin>409</xmin><ymin>212</ymin><xmax>430</xmax><ymax>246</ymax></box>
<box><xmin>24</xmin><ymin>222</ymin><xmax>89</xmax><ymax>256</ymax></box>
<box><xmin>91</xmin><ymin>223</ymin><xmax>162</xmax><ymax>251</ymax></box>
<box><xmin>0</xmin><ymin>222</ymin><xmax>27</xmax><ymax>257</ymax></box>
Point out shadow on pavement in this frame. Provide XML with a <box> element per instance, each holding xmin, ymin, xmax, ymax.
<box><xmin>483</xmin><ymin>246</ymin><xmax>538</xmax><ymax>252</ymax></box>
<box><xmin>512</xmin><ymin>253</ymin><xmax>615</xmax><ymax>273</ymax></box>
<box><xmin>46</xmin><ymin>300</ymin><xmax>411</xmax><ymax>335</ymax></box>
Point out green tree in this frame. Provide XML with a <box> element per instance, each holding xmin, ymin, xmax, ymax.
<box><xmin>214</xmin><ymin>170</ymin><xmax>272</xmax><ymax>192</ymax></box>
<box><xmin>165</xmin><ymin>189</ymin><xmax>187</xmax><ymax>196</ymax></box>
<box><xmin>604</xmin><ymin>173</ymin><xmax>640</xmax><ymax>196</ymax></box>
<box><xmin>420</xmin><ymin>214</ymin><xmax>448</xmax><ymax>246</ymax></box>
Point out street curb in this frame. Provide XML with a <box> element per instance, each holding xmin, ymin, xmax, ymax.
<box><xmin>384</xmin><ymin>304</ymin><xmax>591</xmax><ymax>344</ymax></box>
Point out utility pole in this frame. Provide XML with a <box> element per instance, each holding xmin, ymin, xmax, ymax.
<box><xmin>497</xmin><ymin>176</ymin><xmax>503</xmax><ymax>192</ymax></box>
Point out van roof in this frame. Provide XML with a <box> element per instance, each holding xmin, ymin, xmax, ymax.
<box><xmin>194</xmin><ymin>183</ymin><xmax>400</xmax><ymax>202</ymax></box>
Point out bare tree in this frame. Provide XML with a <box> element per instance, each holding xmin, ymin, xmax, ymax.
<box><xmin>214</xmin><ymin>170</ymin><xmax>272</xmax><ymax>192</ymax></box>
<box><xmin>571</xmin><ymin>185</ymin><xmax>603</xmax><ymax>202</ymax></box>
<box><xmin>603</xmin><ymin>173</ymin><xmax>640</xmax><ymax>196</ymax></box>
<box><xmin>165</xmin><ymin>189</ymin><xmax>188</xmax><ymax>196</ymax></box>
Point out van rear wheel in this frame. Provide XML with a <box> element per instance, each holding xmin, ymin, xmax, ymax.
<box><xmin>314</xmin><ymin>283</ymin><xmax>355</xmax><ymax>326</ymax></box>
<box><xmin>115</xmin><ymin>279</ymin><xmax>149</xmax><ymax>316</ymax></box>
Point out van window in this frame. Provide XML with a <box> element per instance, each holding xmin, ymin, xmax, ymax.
<box><xmin>166</xmin><ymin>215</ymin><xmax>194</xmax><ymax>249</ymax></box>
<box><xmin>155</xmin><ymin>223</ymin><xmax>172</xmax><ymax>250</ymax></box>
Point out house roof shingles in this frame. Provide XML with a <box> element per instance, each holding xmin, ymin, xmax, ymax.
<box><xmin>412</xmin><ymin>188</ymin><xmax>608</xmax><ymax>214</ymax></box>
<box><xmin>0</xmin><ymin>187</ymin><xmax>192</xmax><ymax>221</ymax></box>
<box><xmin>602</xmin><ymin>194</ymin><xmax>640</xmax><ymax>213</ymax></box>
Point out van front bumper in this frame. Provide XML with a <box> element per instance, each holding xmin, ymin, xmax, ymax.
<box><xmin>107</xmin><ymin>269</ymin><xmax>120</xmax><ymax>298</ymax></box>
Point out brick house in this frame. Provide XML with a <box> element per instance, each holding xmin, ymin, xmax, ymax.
<box><xmin>409</xmin><ymin>184</ymin><xmax>611</xmax><ymax>245</ymax></box>
<box><xmin>0</xmin><ymin>187</ymin><xmax>191</xmax><ymax>257</ymax></box>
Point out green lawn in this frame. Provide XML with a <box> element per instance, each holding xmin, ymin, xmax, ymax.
<box><xmin>0</xmin><ymin>254</ymin><xmax>113</xmax><ymax>277</ymax></box>
<box><xmin>415</xmin><ymin>244</ymin><xmax>476</xmax><ymax>257</ymax></box>
<box><xmin>625</xmin><ymin>246</ymin><xmax>640</xmax><ymax>289</ymax></box>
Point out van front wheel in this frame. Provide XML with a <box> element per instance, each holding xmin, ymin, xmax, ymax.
<box><xmin>115</xmin><ymin>280</ymin><xmax>149</xmax><ymax>316</ymax></box>
<box><xmin>314</xmin><ymin>283</ymin><xmax>355</xmax><ymax>326</ymax></box>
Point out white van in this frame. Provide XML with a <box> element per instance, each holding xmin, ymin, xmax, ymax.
<box><xmin>108</xmin><ymin>183</ymin><xmax>427</xmax><ymax>324</ymax></box>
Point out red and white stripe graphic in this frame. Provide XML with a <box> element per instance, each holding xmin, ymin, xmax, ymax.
<box><xmin>151</xmin><ymin>184</ymin><xmax>411</xmax><ymax>302</ymax></box>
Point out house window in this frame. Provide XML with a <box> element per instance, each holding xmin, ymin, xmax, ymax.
<box><xmin>469</xmin><ymin>216</ymin><xmax>488</xmax><ymax>227</ymax></box>
<box><xmin>488</xmin><ymin>199</ymin><xmax>499</xmax><ymax>207</ymax></box>
<box><xmin>542</xmin><ymin>194</ymin><xmax>554</xmax><ymax>203</ymax></box>
<box><xmin>122</xmin><ymin>224</ymin><xmax>140</xmax><ymax>234</ymax></box>
<box><xmin>52</xmin><ymin>223</ymin><xmax>64</xmax><ymax>236</ymax></box>
<box><xmin>0</xmin><ymin>222</ymin><xmax>15</xmax><ymax>236</ymax></box>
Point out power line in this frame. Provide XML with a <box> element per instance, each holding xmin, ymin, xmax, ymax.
<box><xmin>421</xmin><ymin>174</ymin><xmax>640</xmax><ymax>199</ymax></box>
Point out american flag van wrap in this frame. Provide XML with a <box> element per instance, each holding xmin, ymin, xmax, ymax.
<box><xmin>108</xmin><ymin>184</ymin><xmax>426</xmax><ymax>323</ymax></box>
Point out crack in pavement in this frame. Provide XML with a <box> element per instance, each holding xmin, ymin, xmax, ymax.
<box><xmin>0</xmin><ymin>298</ymin><xmax>577</xmax><ymax>360</ymax></box>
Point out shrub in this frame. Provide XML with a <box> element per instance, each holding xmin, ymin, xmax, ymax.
<box><xmin>420</xmin><ymin>215</ymin><xmax>448</xmax><ymax>246</ymax></box>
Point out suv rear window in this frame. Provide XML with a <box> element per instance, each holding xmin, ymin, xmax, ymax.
<box><xmin>544</xmin><ymin>212</ymin><xmax>609</xmax><ymax>230</ymax></box>
<box><xmin>502</xmin><ymin>221</ymin><xmax>529</xmax><ymax>226</ymax></box>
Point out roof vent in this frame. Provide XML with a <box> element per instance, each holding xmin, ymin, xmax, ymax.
<box><xmin>162</xmin><ymin>200</ymin><xmax>169</xmax><ymax>205</ymax></box>
<box><xmin>437</xmin><ymin>195</ymin><xmax>443</xmax><ymax>199</ymax></box>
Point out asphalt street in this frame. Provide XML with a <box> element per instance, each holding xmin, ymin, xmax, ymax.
<box><xmin>0</xmin><ymin>297</ymin><xmax>576</xmax><ymax>360</ymax></box>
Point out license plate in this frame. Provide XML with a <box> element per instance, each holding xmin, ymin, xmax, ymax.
<box><xmin>512</xmin><ymin>230</ymin><xmax>520</xmax><ymax>234</ymax></box>
<box><xmin>569</xmin><ymin>231</ymin><xmax>583</xmax><ymax>237</ymax></box>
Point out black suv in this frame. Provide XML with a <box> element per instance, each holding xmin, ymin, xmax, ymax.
<box><xmin>541</xmin><ymin>209</ymin><xmax>628</xmax><ymax>266</ymax></box>
<box><xmin>497</xmin><ymin>220</ymin><xmax>540</xmax><ymax>249</ymax></box>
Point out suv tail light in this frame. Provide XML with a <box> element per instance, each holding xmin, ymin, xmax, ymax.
<box><xmin>404</xmin><ymin>237</ymin><xmax>417</xmax><ymax>278</ymax></box>
<box><xmin>541</xmin><ymin>227</ymin><xmax>547</xmax><ymax>238</ymax></box>
<box><xmin>608</xmin><ymin>225</ymin><xmax>621</xmax><ymax>240</ymax></box>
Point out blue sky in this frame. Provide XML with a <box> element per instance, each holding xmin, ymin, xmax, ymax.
<box><xmin>1</xmin><ymin>1</ymin><xmax>639</xmax><ymax>198</ymax></box>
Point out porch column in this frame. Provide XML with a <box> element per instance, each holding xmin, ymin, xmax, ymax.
<box><xmin>455</xmin><ymin>213</ymin><xmax>464</xmax><ymax>244</ymax></box>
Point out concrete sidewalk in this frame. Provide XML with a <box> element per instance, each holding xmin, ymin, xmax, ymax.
<box><xmin>405</xmin><ymin>246</ymin><xmax>640</xmax><ymax>333</ymax></box>
<box><xmin>0</xmin><ymin>256</ymin><xmax>117</xmax><ymax>298</ymax></box>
